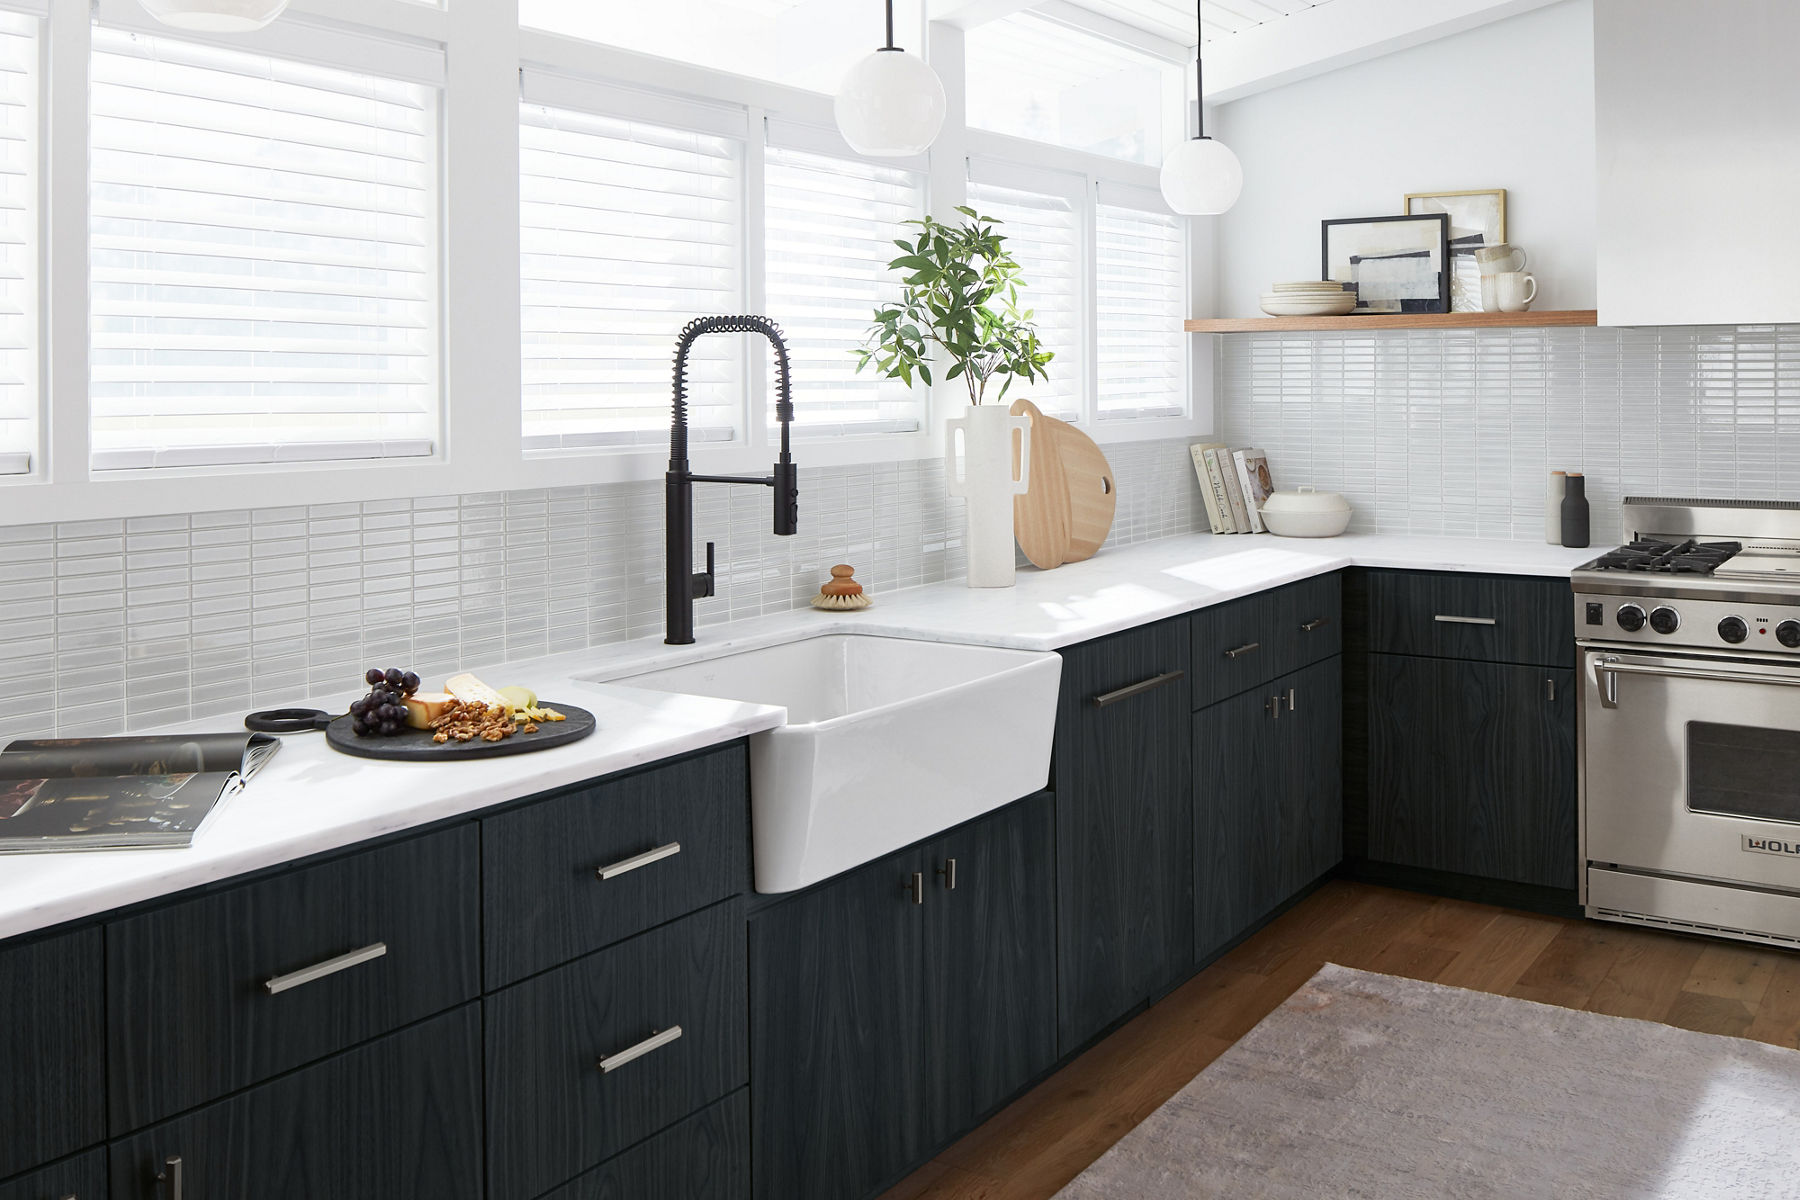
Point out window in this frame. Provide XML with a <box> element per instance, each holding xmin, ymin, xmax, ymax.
<box><xmin>1096</xmin><ymin>199</ymin><xmax>1187</xmax><ymax>419</ymax></box>
<box><xmin>88</xmin><ymin>29</ymin><xmax>439</xmax><ymax>470</ymax></box>
<box><xmin>966</xmin><ymin>176</ymin><xmax>1082</xmax><ymax>420</ymax></box>
<box><xmin>964</xmin><ymin>10</ymin><xmax>1183</xmax><ymax>166</ymax></box>
<box><xmin>520</xmin><ymin>101</ymin><xmax>744</xmax><ymax>450</ymax></box>
<box><xmin>764</xmin><ymin>140</ymin><xmax>925</xmax><ymax>437</ymax></box>
<box><xmin>0</xmin><ymin>10</ymin><xmax>32</xmax><ymax>476</ymax></box>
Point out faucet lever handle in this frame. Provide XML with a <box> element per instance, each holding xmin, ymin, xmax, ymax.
<box><xmin>693</xmin><ymin>542</ymin><xmax>716</xmax><ymax>599</ymax></box>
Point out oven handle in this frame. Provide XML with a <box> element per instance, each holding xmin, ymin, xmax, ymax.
<box><xmin>1593</xmin><ymin>655</ymin><xmax>1800</xmax><ymax>708</ymax></box>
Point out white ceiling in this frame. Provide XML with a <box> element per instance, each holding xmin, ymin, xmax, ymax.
<box><xmin>1069</xmin><ymin>0</ymin><xmax>1343</xmax><ymax>45</ymax></box>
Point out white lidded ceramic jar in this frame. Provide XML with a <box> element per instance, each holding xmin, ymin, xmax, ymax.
<box><xmin>1259</xmin><ymin>486</ymin><xmax>1352</xmax><ymax>538</ymax></box>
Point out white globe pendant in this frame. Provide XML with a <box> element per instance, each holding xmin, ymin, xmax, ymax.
<box><xmin>1160</xmin><ymin>136</ymin><xmax>1243</xmax><ymax>216</ymax></box>
<box><xmin>835</xmin><ymin>48</ymin><xmax>947</xmax><ymax>158</ymax></box>
<box><xmin>137</xmin><ymin>0</ymin><xmax>290</xmax><ymax>32</ymax></box>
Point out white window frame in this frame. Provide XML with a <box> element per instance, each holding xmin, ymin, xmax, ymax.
<box><xmin>4</xmin><ymin>0</ymin><xmax>1202</xmax><ymax>527</ymax></box>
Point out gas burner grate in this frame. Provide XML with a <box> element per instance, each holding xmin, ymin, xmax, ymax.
<box><xmin>1591</xmin><ymin>538</ymin><xmax>1744</xmax><ymax>575</ymax></box>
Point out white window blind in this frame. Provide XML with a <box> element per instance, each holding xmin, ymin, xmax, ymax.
<box><xmin>1096</xmin><ymin>201</ymin><xmax>1186</xmax><ymax>420</ymax></box>
<box><xmin>966</xmin><ymin>178</ymin><xmax>1081</xmax><ymax>419</ymax></box>
<box><xmin>521</xmin><ymin>103</ymin><xmax>744</xmax><ymax>450</ymax></box>
<box><xmin>0</xmin><ymin>11</ymin><xmax>33</xmax><ymax>477</ymax></box>
<box><xmin>88</xmin><ymin>29</ymin><xmax>439</xmax><ymax>471</ymax></box>
<box><xmin>765</xmin><ymin>143</ymin><xmax>924</xmax><ymax>437</ymax></box>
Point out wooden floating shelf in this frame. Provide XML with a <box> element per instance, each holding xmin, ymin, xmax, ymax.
<box><xmin>1184</xmin><ymin>310</ymin><xmax>1599</xmax><ymax>333</ymax></box>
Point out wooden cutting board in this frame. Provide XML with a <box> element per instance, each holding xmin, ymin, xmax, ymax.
<box><xmin>1009</xmin><ymin>400</ymin><xmax>1117</xmax><ymax>568</ymax></box>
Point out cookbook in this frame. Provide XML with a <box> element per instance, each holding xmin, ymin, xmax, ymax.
<box><xmin>0</xmin><ymin>732</ymin><xmax>280</xmax><ymax>852</ymax></box>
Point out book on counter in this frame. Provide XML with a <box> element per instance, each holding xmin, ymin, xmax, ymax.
<box><xmin>1189</xmin><ymin>443</ymin><xmax>1276</xmax><ymax>534</ymax></box>
<box><xmin>0</xmin><ymin>732</ymin><xmax>280</xmax><ymax>853</ymax></box>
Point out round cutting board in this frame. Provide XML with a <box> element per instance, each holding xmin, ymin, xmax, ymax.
<box><xmin>1056</xmin><ymin>421</ymin><xmax>1117</xmax><ymax>562</ymax></box>
<box><xmin>323</xmin><ymin>702</ymin><xmax>596</xmax><ymax>761</ymax></box>
<box><xmin>1010</xmin><ymin>399</ymin><xmax>1073</xmax><ymax>569</ymax></box>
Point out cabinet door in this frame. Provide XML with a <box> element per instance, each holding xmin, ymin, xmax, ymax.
<box><xmin>748</xmin><ymin>847</ymin><xmax>925</xmax><ymax>1200</ymax></box>
<box><xmin>535</xmin><ymin>1091</ymin><xmax>747</xmax><ymax>1200</ymax></box>
<box><xmin>1193</xmin><ymin>684</ymin><xmax>1282</xmax><ymax>963</ymax></box>
<box><xmin>1281</xmin><ymin>656</ymin><xmax>1344</xmax><ymax>899</ymax></box>
<box><xmin>0</xmin><ymin>928</ymin><xmax>105</xmax><ymax>1180</ymax></box>
<box><xmin>1055</xmin><ymin>620</ymin><xmax>1193</xmax><ymax>1053</ymax></box>
<box><xmin>1369</xmin><ymin>654</ymin><xmax>1577</xmax><ymax>889</ymax></box>
<box><xmin>0</xmin><ymin>1149</ymin><xmax>106</xmax><ymax>1200</ymax></box>
<box><xmin>923</xmin><ymin>793</ymin><xmax>1056</xmax><ymax>1143</ymax></box>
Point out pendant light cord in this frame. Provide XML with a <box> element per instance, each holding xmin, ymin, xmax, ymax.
<box><xmin>1194</xmin><ymin>0</ymin><xmax>1206</xmax><ymax>139</ymax></box>
<box><xmin>884</xmin><ymin>0</ymin><xmax>898</xmax><ymax>51</ymax></box>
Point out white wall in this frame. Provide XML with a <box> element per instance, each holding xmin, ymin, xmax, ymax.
<box><xmin>1210</xmin><ymin>0</ymin><xmax>1595</xmax><ymax>318</ymax></box>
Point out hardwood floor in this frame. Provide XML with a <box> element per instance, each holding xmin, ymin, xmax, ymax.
<box><xmin>877</xmin><ymin>879</ymin><xmax>1800</xmax><ymax>1200</ymax></box>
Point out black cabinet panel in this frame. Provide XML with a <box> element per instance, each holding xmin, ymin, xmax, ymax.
<box><xmin>1284</xmin><ymin>657</ymin><xmax>1345</xmax><ymax>899</ymax></box>
<box><xmin>0</xmin><ymin>929</ymin><xmax>104</xmax><ymax>1179</ymax></box>
<box><xmin>1366</xmin><ymin>570</ymin><xmax>1573</xmax><ymax>668</ymax></box>
<box><xmin>107</xmin><ymin>1006</ymin><xmax>482</xmax><ymax>1200</ymax></box>
<box><xmin>486</xmin><ymin>902</ymin><xmax>748</xmax><ymax>1200</ymax></box>
<box><xmin>925</xmin><ymin>793</ymin><xmax>1056</xmax><ymax>1141</ymax></box>
<box><xmin>1055</xmin><ymin>619</ymin><xmax>1193</xmax><ymax>1052</ymax></box>
<box><xmin>106</xmin><ymin>825</ymin><xmax>479</xmax><ymax>1132</ymax></box>
<box><xmin>536</xmin><ymin>1091</ymin><xmax>748</xmax><ymax>1200</ymax></box>
<box><xmin>0</xmin><ymin>1150</ymin><xmax>106</xmax><ymax>1200</ymax></box>
<box><xmin>749</xmin><ymin>847</ymin><xmax>925</xmax><ymax>1200</ymax></box>
<box><xmin>1190</xmin><ymin>573</ymin><xmax>1342</xmax><ymax>709</ymax></box>
<box><xmin>482</xmin><ymin>745</ymin><xmax>750</xmax><ymax>988</ymax></box>
<box><xmin>1282</xmin><ymin>573</ymin><xmax>1344</xmax><ymax>674</ymax></box>
<box><xmin>1368</xmin><ymin>653</ymin><xmax>1577</xmax><ymax>889</ymax></box>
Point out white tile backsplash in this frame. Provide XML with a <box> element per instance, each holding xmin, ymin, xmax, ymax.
<box><xmin>0</xmin><ymin>437</ymin><xmax>1203</xmax><ymax>737</ymax></box>
<box><xmin>1219</xmin><ymin>324</ymin><xmax>1800</xmax><ymax>544</ymax></box>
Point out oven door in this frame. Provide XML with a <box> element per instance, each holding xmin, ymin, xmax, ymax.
<box><xmin>1583</xmin><ymin>646</ymin><xmax>1800</xmax><ymax>893</ymax></box>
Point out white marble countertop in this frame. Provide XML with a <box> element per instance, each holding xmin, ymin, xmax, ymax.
<box><xmin>0</xmin><ymin>531</ymin><xmax>1591</xmax><ymax>941</ymax></box>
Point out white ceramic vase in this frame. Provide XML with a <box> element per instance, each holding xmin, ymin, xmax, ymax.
<box><xmin>946</xmin><ymin>403</ymin><xmax>1030</xmax><ymax>588</ymax></box>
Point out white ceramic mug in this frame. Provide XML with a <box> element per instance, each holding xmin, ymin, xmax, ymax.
<box><xmin>1474</xmin><ymin>243</ymin><xmax>1528</xmax><ymax>276</ymax></box>
<box><xmin>1493</xmin><ymin>270</ymin><xmax>1537</xmax><ymax>312</ymax></box>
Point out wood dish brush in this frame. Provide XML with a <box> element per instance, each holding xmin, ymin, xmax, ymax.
<box><xmin>811</xmin><ymin>564</ymin><xmax>872</xmax><ymax>611</ymax></box>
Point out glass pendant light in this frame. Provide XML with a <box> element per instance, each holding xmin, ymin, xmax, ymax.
<box><xmin>835</xmin><ymin>0</ymin><xmax>946</xmax><ymax>158</ymax></box>
<box><xmin>1160</xmin><ymin>1</ymin><xmax>1242</xmax><ymax>215</ymax></box>
<box><xmin>137</xmin><ymin>0</ymin><xmax>289</xmax><ymax>32</ymax></box>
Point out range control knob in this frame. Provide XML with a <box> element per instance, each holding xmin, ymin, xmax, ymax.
<box><xmin>1779</xmin><ymin>620</ymin><xmax>1800</xmax><ymax>649</ymax></box>
<box><xmin>1650</xmin><ymin>606</ymin><xmax>1682</xmax><ymax>635</ymax></box>
<box><xmin>1616</xmin><ymin>604</ymin><xmax>1647</xmax><ymax>633</ymax></box>
<box><xmin>1719</xmin><ymin>616</ymin><xmax>1749</xmax><ymax>644</ymax></box>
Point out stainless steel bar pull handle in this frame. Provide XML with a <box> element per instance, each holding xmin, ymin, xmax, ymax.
<box><xmin>1224</xmin><ymin>642</ymin><xmax>1260</xmax><ymax>659</ymax></box>
<box><xmin>264</xmin><ymin>942</ymin><xmax>387</xmax><ymax>996</ymax></box>
<box><xmin>1285</xmin><ymin>687</ymin><xmax>1297</xmax><ymax>712</ymax></box>
<box><xmin>937</xmin><ymin>858</ymin><xmax>957</xmax><ymax>890</ymax></box>
<box><xmin>1299</xmin><ymin>617</ymin><xmax>1330</xmax><ymax>632</ymax></box>
<box><xmin>1595</xmin><ymin>656</ymin><xmax>1800</xmax><ymax>709</ymax></box>
<box><xmin>596</xmin><ymin>841</ymin><xmax>682</xmax><ymax>881</ymax></box>
<box><xmin>1265</xmin><ymin>695</ymin><xmax>1281</xmax><ymax>720</ymax></box>
<box><xmin>157</xmin><ymin>1155</ymin><xmax>183</xmax><ymax>1200</ymax></box>
<box><xmin>1434</xmin><ymin>614</ymin><xmax>1497</xmax><ymax>626</ymax></box>
<box><xmin>905</xmin><ymin>871</ymin><xmax>925</xmax><ymax>904</ymax></box>
<box><xmin>1546</xmin><ymin>677</ymin><xmax>1556</xmax><ymax>702</ymax></box>
<box><xmin>597</xmin><ymin>1025</ymin><xmax>683</xmax><ymax>1074</ymax></box>
<box><xmin>1092</xmin><ymin>670</ymin><xmax>1185</xmax><ymax>708</ymax></box>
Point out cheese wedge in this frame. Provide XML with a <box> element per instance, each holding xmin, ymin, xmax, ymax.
<box><xmin>403</xmin><ymin>692</ymin><xmax>456</xmax><ymax>730</ymax></box>
<box><xmin>445</xmin><ymin>673</ymin><xmax>515</xmax><ymax>716</ymax></box>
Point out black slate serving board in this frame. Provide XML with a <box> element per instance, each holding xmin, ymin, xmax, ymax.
<box><xmin>322</xmin><ymin>702</ymin><xmax>596</xmax><ymax>761</ymax></box>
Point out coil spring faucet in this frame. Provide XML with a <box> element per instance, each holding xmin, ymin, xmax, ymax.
<box><xmin>666</xmin><ymin>315</ymin><xmax>799</xmax><ymax>645</ymax></box>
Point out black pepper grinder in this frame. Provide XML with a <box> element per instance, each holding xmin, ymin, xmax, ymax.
<box><xmin>1560</xmin><ymin>472</ymin><xmax>1590</xmax><ymax>548</ymax></box>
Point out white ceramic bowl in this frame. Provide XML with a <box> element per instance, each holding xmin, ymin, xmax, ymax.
<box><xmin>1260</xmin><ymin>294</ymin><xmax>1357</xmax><ymax>317</ymax></box>
<box><xmin>1259</xmin><ymin>486</ymin><xmax>1353</xmax><ymax>537</ymax></box>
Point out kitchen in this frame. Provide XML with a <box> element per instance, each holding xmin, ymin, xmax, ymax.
<box><xmin>5</xmin><ymin>0</ymin><xmax>1800</xmax><ymax>1198</ymax></box>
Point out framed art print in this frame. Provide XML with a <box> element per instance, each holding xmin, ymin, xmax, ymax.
<box><xmin>1321</xmin><ymin>213</ymin><xmax>1451</xmax><ymax>314</ymax></box>
<box><xmin>1404</xmin><ymin>188</ymin><xmax>1506</xmax><ymax>311</ymax></box>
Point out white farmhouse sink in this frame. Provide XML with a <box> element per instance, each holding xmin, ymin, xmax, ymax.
<box><xmin>590</xmin><ymin>635</ymin><xmax>1060</xmax><ymax>892</ymax></box>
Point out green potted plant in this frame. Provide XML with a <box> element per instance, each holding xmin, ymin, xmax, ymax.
<box><xmin>855</xmin><ymin>207</ymin><xmax>1055</xmax><ymax>587</ymax></box>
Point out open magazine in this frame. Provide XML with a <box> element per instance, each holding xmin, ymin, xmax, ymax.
<box><xmin>0</xmin><ymin>732</ymin><xmax>280</xmax><ymax>853</ymax></box>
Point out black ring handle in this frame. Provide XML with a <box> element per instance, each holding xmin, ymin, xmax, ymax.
<box><xmin>245</xmin><ymin>708</ymin><xmax>336</xmax><ymax>734</ymax></box>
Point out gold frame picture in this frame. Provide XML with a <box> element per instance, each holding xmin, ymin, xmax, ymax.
<box><xmin>1403</xmin><ymin>188</ymin><xmax>1506</xmax><ymax>246</ymax></box>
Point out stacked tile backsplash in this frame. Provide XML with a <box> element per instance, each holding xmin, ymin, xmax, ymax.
<box><xmin>1220</xmin><ymin>324</ymin><xmax>1800</xmax><ymax>543</ymax></box>
<box><xmin>0</xmin><ymin>437</ymin><xmax>1203</xmax><ymax>738</ymax></box>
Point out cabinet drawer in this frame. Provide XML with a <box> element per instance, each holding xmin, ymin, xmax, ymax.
<box><xmin>0</xmin><ymin>929</ymin><xmax>105</xmax><ymax>1179</ymax></box>
<box><xmin>1366</xmin><ymin>570</ymin><xmax>1573</xmax><ymax>668</ymax></box>
<box><xmin>0</xmin><ymin>1149</ymin><xmax>106</xmax><ymax>1200</ymax></box>
<box><xmin>537</xmin><ymin>1091</ymin><xmax>748</xmax><ymax>1200</ymax></box>
<box><xmin>1190</xmin><ymin>573</ymin><xmax>1342</xmax><ymax>709</ymax></box>
<box><xmin>485</xmin><ymin>902</ymin><xmax>748</xmax><ymax>1200</ymax></box>
<box><xmin>106</xmin><ymin>824</ymin><xmax>479</xmax><ymax>1131</ymax></box>
<box><xmin>107</xmin><ymin>1006</ymin><xmax>482</xmax><ymax>1200</ymax></box>
<box><xmin>482</xmin><ymin>744</ymin><xmax>749</xmax><ymax>987</ymax></box>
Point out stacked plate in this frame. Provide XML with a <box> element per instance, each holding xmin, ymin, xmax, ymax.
<box><xmin>1260</xmin><ymin>281</ymin><xmax>1356</xmax><ymax>317</ymax></box>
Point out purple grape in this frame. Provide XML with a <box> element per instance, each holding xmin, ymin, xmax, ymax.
<box><xmin>350</xmin><ymin>698</ymin><xmax>367</xmax><ymax>716</ymax></box>
<box><xmin>401</xmin><ymin>671</ymin><xmax>419</xmax><ymax>694</ymax></box>
<box><xmin>384</xmin><ymin>668</ymin><xmax>404</xmax><ymax>688</ymax></box>
<box><xmin>365</xmin><ymin>668</ymin><xmax>385</xmax><ymax>686</ymax></box>
<box><xmin>351</xmin><ymin>718</ymin><xmax>370</xmax><ymax>736</ymax></box>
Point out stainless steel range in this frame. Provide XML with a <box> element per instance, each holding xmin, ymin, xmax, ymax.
<box><xmin>1575</xmin><ymin>497</ymin><xmax>1800</xmax><ymax>948</ymax></box>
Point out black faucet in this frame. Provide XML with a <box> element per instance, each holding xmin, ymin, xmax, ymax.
<box><xmin>666</xmin><ymin>315</ymin><xmax>799</xmax><ymax>645</ymax></box>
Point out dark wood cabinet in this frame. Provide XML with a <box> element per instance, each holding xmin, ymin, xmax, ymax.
<box><xmin>1368</xmin><ymin>653</ymin><xmax>1577</xmax><ymax>889</ymax></box>
<box><xmin>536</xmin><ymin>1092</ymin><xmax>748</xmax><ymax>1200</ymax></box>
<box><xmin>105</xmin><ymin>825</ymin><xmax>480</xmax><ymax>1132</ymax></box>
<box><xmin>1194</xmin><ymin>657</ymin><xmax>1342</xmax><ymax>962</ymax></box>
<box><xmin>0</xmin><ymin>1150</ymin><xmax>106</xmax><ymax>1200</ymax></box>
<box><xmin>1365</xmin><ymin>570</ymin><xmax>1573</xmax><ymax>668</ymax></box>
<box><xmin>107</xmin><ymin>1006</ymin><xmax>483</xmax><ymax>1200</ymax></box>
<box><xmin>1190</xmin><ymin>573</ymin><xmax>1341</xmax><ymax>709</ymax></box>
<box><xmin>0</xmin><ymin>930</ymin><xmax>105</xmax><ymax>1180</ymax></box>
<box><xmin>749</xmin><ymin>796</ymin><xmax>1056</xmax><ymax>1200</ymax></box>
<box><xmin>1055</xmin><ymin>620</ymin><xmax>1194</xmax><ymax>1053</ymax></box>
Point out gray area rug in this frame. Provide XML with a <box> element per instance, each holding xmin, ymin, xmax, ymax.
<box><xmin>1055</xmin><ymin>962</ymin><xmax>1800</xmax><ymax>1199</ymax></box>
